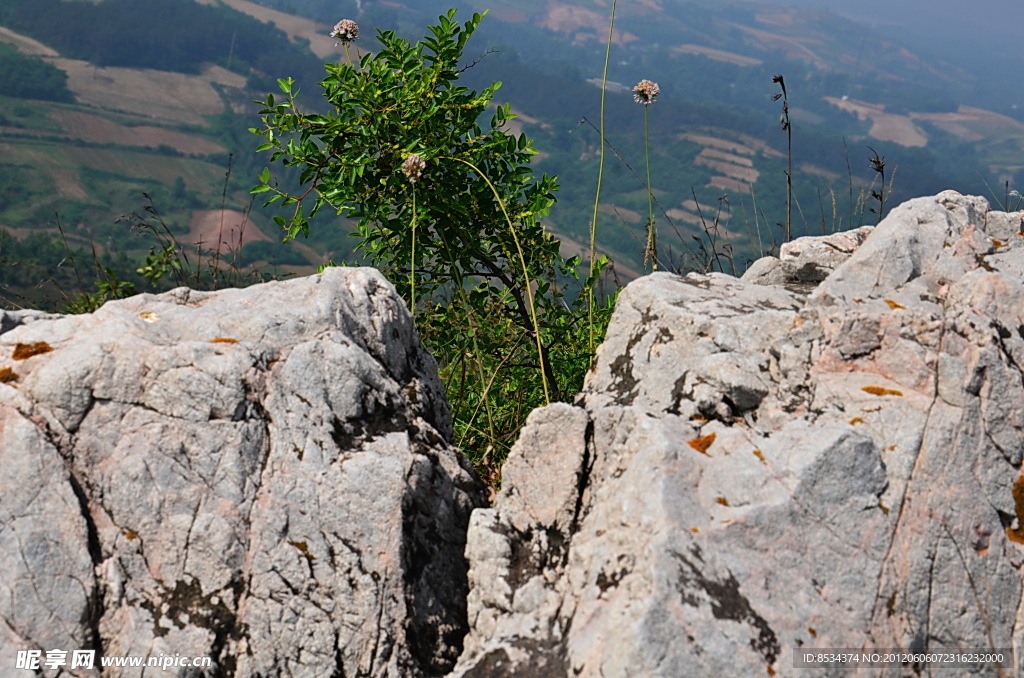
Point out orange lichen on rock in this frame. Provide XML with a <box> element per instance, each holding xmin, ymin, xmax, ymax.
<box><xmin>12</xmin><ymin>341</ymin><xmax>53</xmax><ymax>360</ymax></box>
<box><xmin>688</xmin><ymin>432</ymin><xmax>716</xmax><ymax>455</ymax></box>
<box><xmin>849</xmin><ymin>417</ymin><xmax>863</xmax><ymax>425</ymax></box>
<box><xmin>0</xmin><ymin>366</ymin><xmax>18</xmax><ymax>383</ymax></box>
<box><xmin>1006</xmin><ymin>475</ymin><xmax>1024</xmax><ymax>544</ymax></box>
<box><xmin>752</xmin><ymin>448</ymin><xmax>766</xmax><ymax>464</ymax></box>
<box><xmin>715</xmin><ymin>496</ymin><xmax>730</xmax><ymax>507</ymax></box>
<box><xmin>861</xmin><ymin>385</ymin><xmax>903</xmax><ymax>397</ymax></box>
<box><xmin>211</xmin><ymin>337</ymin><xmax>239</xmax><ymax>344</ymax></box>
<box><xmin>883</xmin><ymin>299</ymin><xmax>905</xmax><ymax>309</ymax></box>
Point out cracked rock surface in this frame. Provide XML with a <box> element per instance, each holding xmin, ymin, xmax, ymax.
<box><xmin>450</xmin><ymin>192</ymin><xmax>1024</xmax><ymax>677</ymax></box>
<box><xmin>0</xmin><ymin>267</ymin><xmax>485</xmax><ymax>677</ymax></box>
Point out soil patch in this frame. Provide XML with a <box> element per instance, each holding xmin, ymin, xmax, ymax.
<box><xmin>62</xmin><ymin>146</ymin><xmax>225</xmax><ymax>189</ymax></box>
<box><xmin>731</xmin><ymin>23</ymin><xmax>828</xmax><ymax>69</ymax></box>
<box><xmin>755</xmin><ymin>8</ymin><xmax>797</xmax><ymax>26</ymax></box>
<box><xmin>824</xmin><ymin>97</ymin><xmax>928</xmax><ymax>148</ymax></box>
<box><xmin>196</xmin><ymin>0</ymin><xmax>367</xmax><ymax>60</ymax></box>
<box><xmin>50</xmin><ymin>60</ymin><xmax>244</xmax><ymax>126</ymax></box>
<box><xmin>0</xmin><ymin>142</ymin><xmax>88</xmax><ymax>200</ymax></box>
<box><xmin>600</xmin><ymin>203</ymin><xmax>642</xmax><ymax>224</ymax></box>
<box><xmin>185</xmin><ymin>209</ymin><xmax>271</xmax><ymax>253</ymax></box>
<box><xmin>673</xmin><ymin>45</ymin><xmax>762</xmax><ymax>67</ymax></box>
<box><xmin>679</xmin><ymin>133</ymin><xmax>783</xmax><ymax>159</ymax></box>
<box><xmin>541</xmin><ymin>2</ymin><xmax>638</xmax><ymax>44</ymax></box>
<box><xmin>51</xmin><ymin>110</ymin><xmax>226</xmax><ymax>155</ymax></box>
<box><xmin>912</xmin><ymin>106</ymin><xmax>1024</xmax><ymax>142</ymax></box>
<box><xmin>708</xmin><ymin>176</ymin><xmax>751</xmax><ymax>193</ymax></box>
<box><xmin>0</xmin><ymin>26</ymin><xmax>59</xmax><ymax>56</ymax></box>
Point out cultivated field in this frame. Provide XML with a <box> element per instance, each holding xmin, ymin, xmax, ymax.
<box><xmin>672</xmin><ymin>45</ymin><xmax>762</xmax><ymax>67</ymax></box>
<box><xmin>540</xmin><ymin>2</ymin><xmax>638</xmax><ymax>44</ymax></box>
<box><xmin>0</xmin><ymin>26</ymin><xmax>58</xmax><ymax>56</ymax></box>
<box><xmin>195</xmin><ymin>0</ymin><xmax>361</xmax><ymax>60</ymax></box>
<box><xmin>49</xmin><ymin>59</ymin><xmax>245</xmax><ymax>126</ymax></box>
<box><xmin>824</xmin><ymin>97</ymin><xmax>927</xmax><ymax>147</ymax></box>
<box><xmin>825</xmin><ymin>97</ymin><xmax>1024</xmax><ymax>173</ymax></box>
<box><xmin>185</xmin><ymin>209</ymin><xmax>271</xmax><ymax>252</ymax></box>
<box><xmin>50</xmin><ymin>110</ymin><xmax>226</xmax><ymax>155</ymax></box>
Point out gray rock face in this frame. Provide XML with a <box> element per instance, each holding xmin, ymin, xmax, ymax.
<box><xmin>0</xmin><ymin>268</ymin><xmax>485</xmax><ymax>677</ymax></box>
<box><xmin>742</xmin><ymin>225</ymin><xmax>875</xmax><ymax>288</ymax></box>
<box><xmin>452</xmin><ymin>192</ymin><xmax>1024</xmax><ymax>676</ymax></box>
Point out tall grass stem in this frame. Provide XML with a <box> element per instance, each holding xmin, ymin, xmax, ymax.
<box><xmin>587</xmin><ymin>0</ymin><xmax>617</xmax><ymax>352</ymax></box>
<box><xmin>643</xmin><ymin>104</ymin><xmax>656</xmax><ymax>271</ymax></box>
<box><xmin>444</xmin><ymin>156</ymin><xmax>550</xmax><ymax>405</ymax></box>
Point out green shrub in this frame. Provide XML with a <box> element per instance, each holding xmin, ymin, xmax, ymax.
<box><xmin>252</xmin><ymin>10</ymin><xmax>613</xmax><ymax>471</ymax></box>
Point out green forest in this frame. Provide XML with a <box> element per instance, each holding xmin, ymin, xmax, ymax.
<box><xmin>0</xmin><ymin>43</ymin><xmax>73</xmax><ymax>103</ymax></box>
<box><xmin>0</xmin><ymin>0</ymin><xmax>326</xmax><ymax>88</ymax></box>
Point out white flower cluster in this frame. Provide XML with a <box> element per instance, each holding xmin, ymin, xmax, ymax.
<box><xmin>331</xmin><ymin>19</ymin><xmax>359</xmax><ymax>44</ymax></box>
<box><xmin>402</xmin><ymin>154</ymin><xmax>426</xmax><ymax>183</ymax></box>
<box><xmin>632</xmin><ymin>79</ymin><xmax>660</xmax><ymax>105</ymax></box>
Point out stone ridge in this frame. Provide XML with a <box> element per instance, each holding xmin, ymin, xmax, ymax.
<box><xmin>451</xmin><ymin>192</ymin><xmax>1024</xmax><ymax>676</ymax></box>
<box><xmin>0</xmin><ymin>267</ymin><xmax>486</xmax><ymax>677</ymax></box>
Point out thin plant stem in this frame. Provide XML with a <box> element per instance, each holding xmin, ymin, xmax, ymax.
<box><xmin>587</xmin><ymin>0</ymin><xmax>617</xmax><ymax>352</ymax></box>
<box><xmin>410</xmin><ymin>185</ymin><xmax>417</xmax><ymax>315</ymax></box>
<box><xmin>458</xmin><ymin>331</ymin><xmax>526</xmax><ymax>452</ymax></box>
<box><xmin>468</xmin><ymin>318</ymin><xmax>497</xmax><ymax>449</ymax></box>
<box><xmin>443</xmin><ymin>156</ymin><xmax>550</xmax><ymax>405</ymax></box>
<box><xmin>772</xmin><ymin>74</ymin><xmax>791</xmax><ymax>242</ymax></box>
<box><xmin>643</xmin><ymin>104</ymin><xmax>656</xmax><ymax>272</ymax></box>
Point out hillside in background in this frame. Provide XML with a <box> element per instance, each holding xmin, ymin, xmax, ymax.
<box><xmin>1</xmin><ymin>0</ymin><xmax>1022</xmax><ymax>308</ymax></box>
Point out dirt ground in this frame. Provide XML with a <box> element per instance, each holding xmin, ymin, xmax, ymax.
<box><xmin>541</xmin><ymin>2</ymin><xmax>638</xmax><ymax>44</ymax></box>
<box><xmin>0</xmin><ymin>26</ymin><xmax>59</xmax><ymax>56</ymax></box>
<box><xmin>824</xmin><ymin>97</ymin><xmax>928</xmax><ymax>147</ymax></box>
<box><xmin>196</xmin><ymin>0</ymin><xmax>367</xmax><ymax>61</ymax></box>
<box><xmin>673</xmin><ymin>44</ymin><xmax>762</xmax><ymax>67</ymax></box>
<box><xmin>50</xmin><ymin>59</ymin><xmax>245</xmax><ymax>126</ymax></box>
<box><xmin>50</xmin><ymin>110</ymin><xmax>225</xmax><ymax>155</ymax></box>
<box><xmin>695</xmin><ymin>149</ymin><xmax>760</xmax><ymax>184</ymax></box>
<box><xmin>184</xmin><ymin>209</ymin><xmax>271</xmax><ymax>253</ymax></box>
<box><xmin>679</xmin><ymin>133</ymin><xmax>783</xmax><ymax>159</ymax></box>
<box><xmin>911</xmin><ymin>105</ymin><xmax>1024</xmax><ymax>143</ymax></box>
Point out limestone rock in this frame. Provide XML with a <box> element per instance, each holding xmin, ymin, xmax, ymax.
<box><xmin>452</xmin><ymin>192</ymin><xmax>1024</xmax><ymax>676</ymax></box>
<box><xmin>743</xmin><ymin>225</ymin><xmax>875</xmax><ymax>289</ymax></box>
<box><xmin>0</xmin><ymin>268</ymin><xmax>485</xmax><ymax>677</ymax></box>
